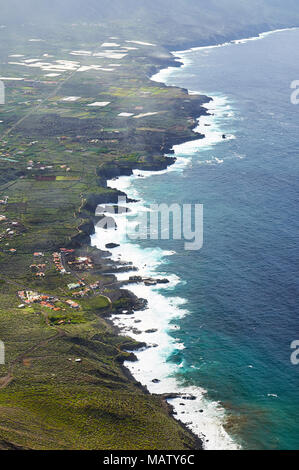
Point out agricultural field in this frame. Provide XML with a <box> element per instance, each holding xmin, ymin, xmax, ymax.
<box><xmin>0</xmin><ymin>22</ymin><xmax>207</xmax><ymax>450</ymax></box>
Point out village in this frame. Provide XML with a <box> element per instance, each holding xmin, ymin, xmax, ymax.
<box><xmin>0</xmin><ymin>19</ymin><xmax>208</xmax><ymax>451</ymax></box>
<box><xmin>25</xmin><ymin>249</ymin><xmax>100</xmax><ymax>302</ymax></box>
<box><xmin>52</xmin><ymin>249</ymin><xmax>94</xmax><ymax>274</ymax></box>
<box><xmin>18</xmin><ymin>289</ymin><xmax>80</xmax><ymax>311</ymax></box>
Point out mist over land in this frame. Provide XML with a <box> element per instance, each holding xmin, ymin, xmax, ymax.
<box><xmin>2</xmin><ymin>0</ymin><xmax>299</xmax><ymax>46</ymax></box>
<box><xmin>0</xmin><ymin>0</ymin><xmax>298</xmax><ymax>452</ymax></box>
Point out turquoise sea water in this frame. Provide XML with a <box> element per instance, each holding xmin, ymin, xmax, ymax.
<box><xmin>128</xmin><ymin>29</ymin><xmax>299</xmax><ymax>449</ymax></box>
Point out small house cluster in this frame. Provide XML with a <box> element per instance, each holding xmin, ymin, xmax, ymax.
<box><xmin>18</xmin><ymin>290</ymin><xmax>80</xmax><ymax>311</ymax></box>
<box><xmin>72</xmin><ymin>287</ymin><xmax>91</xmax><ymax>298</ymax></box>
<box><xmin>26</xmin><ymin>159</ymin><xmax>72</xmax><ymax>177</ymax></box>
<box><xmin>53</xmin><ymin>252</ymin><xmax>67</xmax><ymax>274</ymax></box>
<box><xmin>53</xmin><ymin>248</ymin><xmax>76</xmax><ymax>274</ymax></box>
<box><xmin>68</xmin><ymin>256</ymin><xmax>94</xmax><ymax>271</ymax></box>
<box><xmin>67</xmin><ymin>280</ymin><xmax>92</xmax><ymax>299</ymax></box>
<box><xmin>0</xmin><ymin>217</ymin><xmax>22</xmax><ymax>243</ymax></box>
<box><xmin>18</xmin><ymin>290</ymin><xmax>60</xmax><ymax>310</ymax></box>
<box><xmin>67</xmin><ymin>280</ymin><xmax>85</xmax><ymax>290</ymax></box>
<box><xmin>60</xmin><ymin>248</ymin><xmax>75</xmax><ymax>254</ymax></box>
<box><xmin>27</xmin><ymin>160</ymin><xmax>53</xmax><ymax>172</ymax></box>
<box><xmin>30</xmin><ymin>263</ymin><xmax>46</xmax><ymax>278</ymax></box>
<box><xmin>66</xmin><ymin>300</ymin><xmax>80</xmax><ymax>309</ymax></box>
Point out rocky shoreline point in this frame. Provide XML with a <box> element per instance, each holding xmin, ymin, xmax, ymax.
<box><xmin>74</xmin><ymin>56</ymin><xmax>212</xmax><ymax>449</ymax></box>
<box><xmin>0</xmin><ymin>24</ymin><xmax>212</xmax><ymax>449</ymax></box>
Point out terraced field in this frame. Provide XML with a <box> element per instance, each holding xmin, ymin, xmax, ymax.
<box><xmin>0</xmin><ymin>22</ymin><xmax>207</xmax><ymax>450</ymax></box>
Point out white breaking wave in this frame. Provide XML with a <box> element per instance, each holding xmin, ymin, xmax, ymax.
<box><xmin>91</xmin><ymin>59</ymin><xmax>240</xmax><ymax>448</ymax></box>
<box><xmin>174</xmin><ymin>27</ymin><xmax>299</xmax><ymax>55</ymax></box>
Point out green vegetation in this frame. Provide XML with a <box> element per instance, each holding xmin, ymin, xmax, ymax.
<box><xmin>0</xmin><ymin>22</ymin><xmax>206</xmax><ymax>450</ymax></box>
<box><xmin>81</xmin><ymin>296</ymin><xmax>111</xmax><ymax>312</ymax></box>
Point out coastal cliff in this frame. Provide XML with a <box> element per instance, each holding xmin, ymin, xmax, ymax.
<box><xmin>0</xmin><ymin>22</ymin><xmax>210</xmax><ymax>450</ymax></box>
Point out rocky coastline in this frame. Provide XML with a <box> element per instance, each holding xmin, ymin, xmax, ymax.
<box><xmin>74</xmin><ymin>54</ymin><xmax>212</xmax><ymax>449</ymax></box>
<box><xmin>0</xmin><ymin>24</ymin><xmax>212</xmax><ymax>450</ymax></box>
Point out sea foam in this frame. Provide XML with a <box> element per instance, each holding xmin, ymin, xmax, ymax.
<box><xmin>91</xmin><ymin>64</ymin><xmax>240</xmax><ymax>448</ymax></box>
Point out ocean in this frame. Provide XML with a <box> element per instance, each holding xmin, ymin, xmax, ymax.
<box><xmin>92</xmin><ymin>28</ymin><xmax>299</xmax><ymax>450</ymax></box>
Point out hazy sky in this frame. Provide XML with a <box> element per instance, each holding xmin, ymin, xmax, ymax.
<box><xmin>2</xmin><ymin>0</ymin><xmax>299</xmax><ymax>26</ymax></box>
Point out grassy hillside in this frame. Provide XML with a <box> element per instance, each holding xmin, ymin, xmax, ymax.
<box><xmin>0</xmin><ymin>0</ymin><xmax>298</xmax><ymax>452</ymax></box>
<box><xmin>0</xmin><ymin>21</ymin><xmax>209</xmax><ymax>450</ymax></box>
